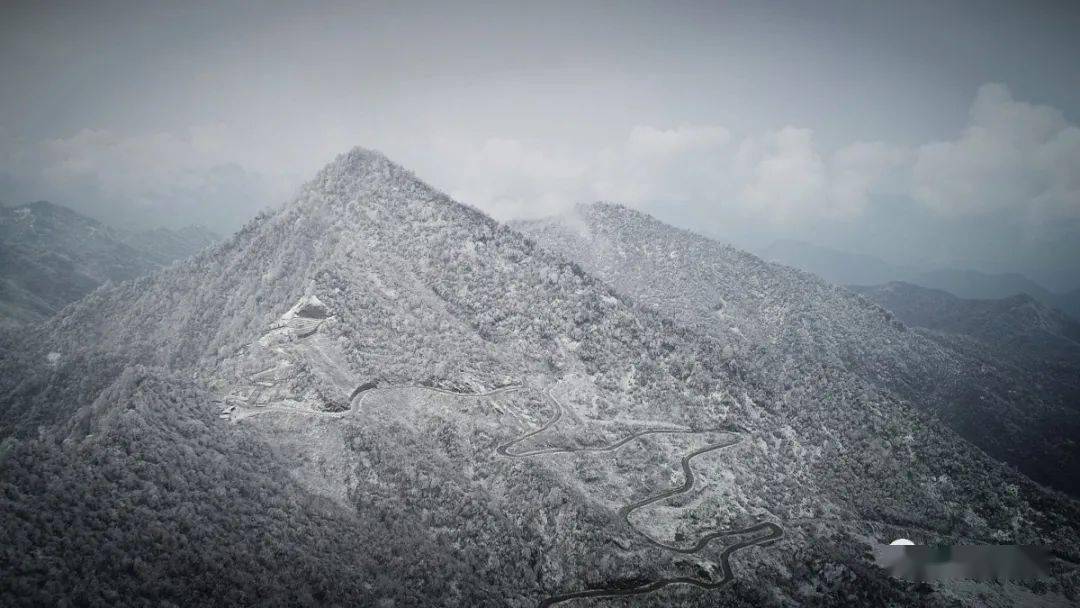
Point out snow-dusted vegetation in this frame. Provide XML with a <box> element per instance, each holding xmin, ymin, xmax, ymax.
<box><xmin>0</xmin><ymin>149</ymin><xmax>1077</xmax><ymax>607</ymax></box>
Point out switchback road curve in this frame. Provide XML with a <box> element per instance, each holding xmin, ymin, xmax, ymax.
<box><xmin>295</xmin><ymin>381</ymin><xmax>783</xmax><ymax>606</ymax></box>
<box><xmin>450</xmin><ymin>383</ymin><xmax>784</xmax><ymax>607</ymax></box>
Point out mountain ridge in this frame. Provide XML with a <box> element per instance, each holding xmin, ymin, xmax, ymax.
<box><xmin>850</xmin><ymin>281</ymin><xmax>1080</xmax><ymax>347</ymax></box>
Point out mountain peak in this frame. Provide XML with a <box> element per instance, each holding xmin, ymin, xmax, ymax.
<box><xmin>334</xmin><ymin>145</ymin><xmax>391</xmax><ymax>167</ymax></box>
<box><xmin>286</xmin><ymin>146</ymin><xmax>442</xmax><ymax>220</ymax></box>
<box><xmin>575</xmin><ymin>201</ymin><xmax>642</xmax><ymax>218</ymax></box>
<box><xmin>317</xmin><ymin>146</ymin><xmax>409</xmax><ymax>184</ymax></box>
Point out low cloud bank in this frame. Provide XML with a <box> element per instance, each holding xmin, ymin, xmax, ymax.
<box><xmin>1</xmin><ymin>84</ymin><xmax>1077</xmax><ymax>284</ymax></box>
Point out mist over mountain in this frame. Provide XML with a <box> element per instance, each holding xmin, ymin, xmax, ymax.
<box><xmin>909</xmin><ymin>270</ymin><xmax>1080</xmax><ymax>322</ymax></box>
<box><xmin>0</xmin><ymin>201</ymin><xmax>219</xmax><ymax>326</ymax></box>
<box><xmin>2</xmin><ymin>149</ymin><xmax>1076</xmax><ymax>607</ymax></box>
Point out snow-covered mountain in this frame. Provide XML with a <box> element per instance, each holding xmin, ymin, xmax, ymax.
<box><xmin>515</xmin><ymin>203</ymin><xmax>1080</xmax><ymax>496</ymax></box>
<box><xmin>0</xmin><ymin>201</ymin><xmax>220</xmax><ymax>326</ymax></box>
<box><xmin>1</xmin><ymin>151</ymin><xmax>1077</xmax><ymax>607</ymax></box>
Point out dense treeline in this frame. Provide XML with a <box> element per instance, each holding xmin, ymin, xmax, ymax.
<box><xmin>0</xmin><ymin>334</ymin><xmax>126</xmax><ymax>439</ymax></box>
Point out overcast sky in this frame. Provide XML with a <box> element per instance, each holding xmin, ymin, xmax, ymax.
<box><xmin>2</xmin><ymin>1</ymin><xmax>1079</xmax><ymax>288</ymax></box>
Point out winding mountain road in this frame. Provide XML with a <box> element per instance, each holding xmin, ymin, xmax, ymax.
<box><xmin>243</xmin><ymin>380</ymin><xmax>783</xmax><ymax>606</ymax></box>
<box><xmin>468</xmin><ymin>384</ymin><xmax>783</xmax><ymax>606</ymax></box>
<box><xmin>494</xmin><ymin>388</ymin><xmax>699</xmax><ymax>458</ymax></box>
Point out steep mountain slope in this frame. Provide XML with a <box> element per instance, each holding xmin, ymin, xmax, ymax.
<box><xmin>1</xmin><ymin>151</ymin><xmax>1078</xmax><ymax>607</ymax></box>
<box><xmin>0</xmin><ymin>201</ymin><xmax>219</xmax><ymax>326</ymax></box>
<box><xmin>1</xmin><ymin>367</ymin><xmax>475</xmax><ymax>607</ymax></box>
<box><xmin>515</xmin><ymin>203</ymin><xmax>1080</xmax><ymax>496</ymax></box>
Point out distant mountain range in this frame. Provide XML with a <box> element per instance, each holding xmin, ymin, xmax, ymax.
<box><xmin>762</xmin><ymin>239</ymin><xmax>1080</xmax><ymax>320</ymax></box>
<box><xmin>1</xmin><ymin>150</ymin><xmax>1077</xmax><ymax>607</ymax></box>
<box><xmin>850</xmin><ymin>282</ymin><xmax>1080</xmax><ymax>354</ymax></box>
<box><xmin>0</xmin><ymin>201</ymin><xmax>219</xmax><ymax>326</ymax></box>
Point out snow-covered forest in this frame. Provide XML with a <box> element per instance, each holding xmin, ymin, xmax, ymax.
<box><xmin>1</xmin><ymin>149</ymin><xmax>1077</xmax><ymax>606</ymax></box>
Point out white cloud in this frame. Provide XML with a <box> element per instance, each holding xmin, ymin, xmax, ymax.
<box><xmin>418</xmin><ymin>125</ymin><xmax>742</xmax><ymax>222</ymax></box>
<box><xmin>429</xmin><ymin>137</ymin><xmax>590</xmax><ymax>220</ymax></box>
<box><xmin>828</xmin><ymin>141</ymin><xmax>910</xmax><ymax>217</ymax></box>
<box><xmin>733</xmin><ymin>127</ymin><xmax>827</xmax><ymax>222</ymax></box>
<box><xmin>3</xmin><ymin>81</ymin><xmax>1077</xmax><ymax>245</ymax></box>
<box><xmin>623</xmin><ymin>125</ymin><xmax>731</xmax><ymax>158</ymax></box>
<box><xmin>429</xmin><ymin>83</ymin><xmax>1079</xmax><ymax>234</ymax></box>
<box><xmin>913</xmin><ymin>83</ymin><xmax>1080</xmax><ymax>220</ymax></box>
<box><xmin>592</xmin><ymin>125</ymin><xmax>733</xmax><ymax>205</ymax></box>
<box><xmin>428</xmin><ymin>124</ymin><xmax>895</xmax><ymax>225</ymax></box>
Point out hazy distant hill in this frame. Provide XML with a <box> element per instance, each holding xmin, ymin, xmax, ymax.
<box><xmin>850</xmin><ymin>282</ymin><xmax>1080</xmax><ymax>353</ymax></box>
<box><xmin>850</xmin><ymin>281</ymin><xmax>1080</xmax><ymax>410</ymax></box>
<box><xmin>0</xmin><ymin>201</ymin><xmax>219</xmax><ymax>326</ymax></box>
<box><xmin>762</xmin><ymin>239</ymin><xmax>1080</xmax><ymax>320</ymax></box>
<box><xmin>911</xmin><ymin>269</ymin><xmax>1080</xmax><ymax>322</ymax></box>
<box><xmin>1</xmin><ymin>152</ymin><xmax>1076</xmax><ymax>607</ymax></box>
<box><xmin>912</xmin><ymin>267</ymin><xmax>1057</xmax><ymax>301</ymax></box>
